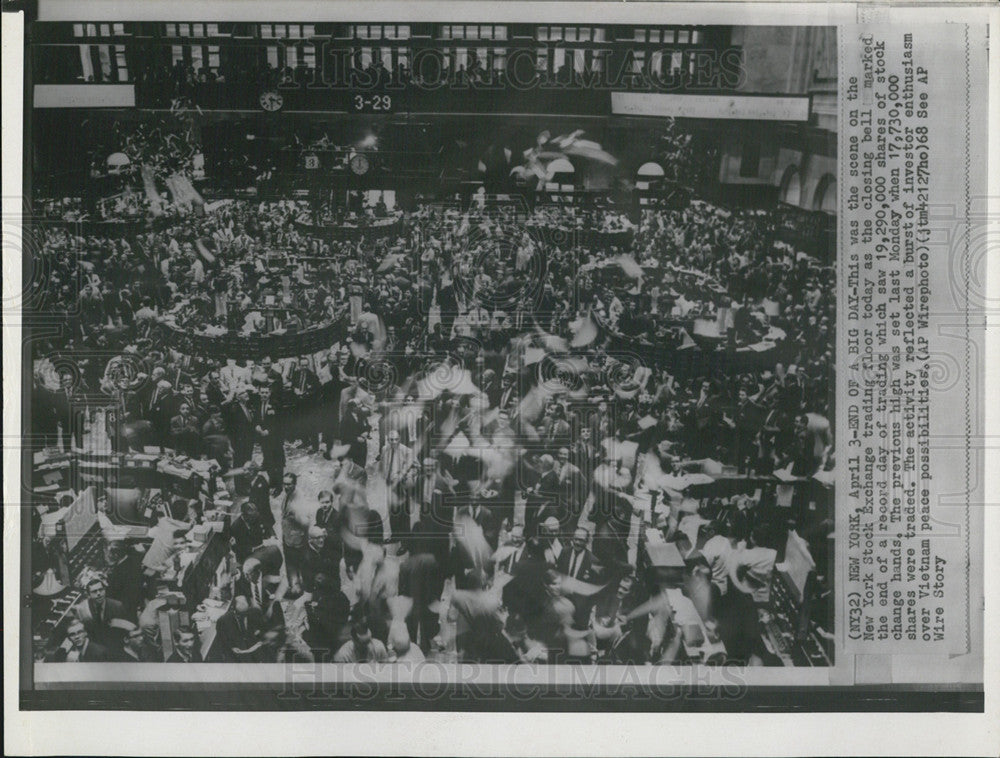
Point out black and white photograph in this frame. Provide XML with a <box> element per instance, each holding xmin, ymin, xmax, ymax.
<box><xmin>5</xmin><ymin>2</ymin><xmax>993</xmax><ymax>746</ymax></box>
<box><xmin>21</xmin><ymin>15</ymin><xmax>839</xmax><ymax>677</ymax></box>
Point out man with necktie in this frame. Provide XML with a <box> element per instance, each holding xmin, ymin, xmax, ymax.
<box><xmin>214</xmin><ymin>594</ymin><xmax>266</xmax><ymax>662</ymax></box>
<box><xmin>498</xmin><ymin>371</ymin><xmax>519</xmax><ymax>415</ymax></box>
<box><xmin>498</xmin><ymin>524</ymin><xmax>529</xmax><ymax>574</ymax></box>
<box><xmin>146</xmin><ymin>376</ymin><xmax>178</xmax><ymax>448</ymax></box>
<box><xmin>166</xmin><ymin>626</ymin><xmax>202</xmax><ymax>662</ymax></box>
<box><xmin>225</xmin><ymin>387</ymin><xmax>256</xmax><ymax>469</ymax></box>
<box><xmin>558</xmin><ymin>527</ymin><xmax>596</xmax><ymax>582</ymax></box>
<box><xmin>278</xmin><ymin>472</ymin><xmax>308</xmax><ymax>595</ymax></box>
<box><xmin>255</xmin><ymin>384</ymin><xmax>285</xmax><ymax>488</ymax></box>
<box><xmin>73</xmin><ymin>577</ymin><xmax>129</xmax><ymax>652</ymax></box>
<box><xmin>556</xmin><ymin>526</ymin><xmax>599</xmax><ymax>629</ymax></box>
<box><xmin>169</xmin><ymin>400</ymin><xmax>200</xmax><ymax>457</ymax></box>
<box><xmin>380</xmin><ymin>429</ymin><xmax>415</xmax><ymax>542</ymax></box>
<box><xmin>290</xmin><ymin>356</ymin><xmax>320</xmax><ymax>452</ymax></box>
<box><xmin>555</xmin><ymin>447</ymin><xmax>586</xmax><ymax>523</ymax></box>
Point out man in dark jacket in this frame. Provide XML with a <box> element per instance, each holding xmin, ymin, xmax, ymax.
<box><xmin>48</xmin><ymin>619</ymin><xmax>112</xmax><ymax>662</ymax></box>
<box><xmin>72</xmin><ymin>577</ymin><xmax>129</xmax><ymax>652</ymax></box>
<box><xmin>213</xmin><ymin>594</ymin><xmax>267</xmax><ymax>662</ymax></box>
<box><xmin>166</xmin><ymin>625</ymin><xmax>203</xmax><ymax>662</ymax></box>
<box><xmin>225</xmin><ymin>387</ymin><xmax>257</xmax><ymax>468</ymax></box>
<box><xmin>339</xmin><ymin>398</ymin><xmax>369</xmax><ymax>469</ymax></box>
<box><xmin>289</xmin><ymin>356</ymin><xmax>321</xmax><ymax>451</ymax></box>
<box><xmin>255</xmin><ymin>384</ymin><xmax>285</xmax><ymax>487</ymax></box>
<box><xmin>230</xmin><ymin>499</ymin><xmax>274</xmax><ymax>564</ymax></box>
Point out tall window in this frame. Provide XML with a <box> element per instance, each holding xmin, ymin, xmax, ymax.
<box><xmin>350</xmin><ymin>24</ymin><xmax>410</xmax><ymax>40</ymax></box>
<box><xmin>649</xmin><ymin>49</ymin><xmax>687</xmax><ymax>78</ymax></box>
<box><xmin>73</xmin><ymin>23</ymin><xmax>128</xmax><ymax>37</ymax></box>
<box><xmin>72</xmin><ymin>25</ymin><xmax>130</xmax><ymax>81</ymax></box>
<box><xmin>261</xmin><ymin>24</ymin><xmax>316</xmax><ymax>38</ymax></box>
<box><xmin>165</xmin><ymin>23</ymin><xmax>225</xmax><ymax>37</ymax></box>
<box><xmin>349</xmin><ymin>24</ymin><xmax>409</xmax><ymax>71</ymax></box>
<box><xmin>537</xmin><ymin>26</ymin><xmax>605</xmax><ymax>42</ymax></box>
<box><xmin>490</xmin><ymin>47</ymin><xmax>506</xmax><ymax>72</ymax></box>
<box><xmin>631</xmin><ymin>50</ymin><xmax>646</xmax><ymax>75</ymax></box>
<box><xmin>171</xmin><ymin>43</ymin><xmax>223</xmax><ymax>75</ymax></box>
<box><xmin>440</xmin><ymin>25</ymin><xmax>506</xmax><ymax>40</ymax></box>
<box><xmin>632</xmin><ymin>27</ymin><xmax>704</xmax><ymax>44</ymax></box>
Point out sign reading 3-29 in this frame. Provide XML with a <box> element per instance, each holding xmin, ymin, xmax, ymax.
<box><xmin>352</xmin><ymin>94</ymin><xmax>393</xmax><ymax>112</ymax></box>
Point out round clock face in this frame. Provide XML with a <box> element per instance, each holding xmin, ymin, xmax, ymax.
<box><xmin>350</xmin><ymin>153</ymin><xmax>371</xmax><ymax>176</ymax></box>
<box><xmin>259</xmin><ymin>91</ymin><xmax>283</xmax><ymax>111</ymax></box>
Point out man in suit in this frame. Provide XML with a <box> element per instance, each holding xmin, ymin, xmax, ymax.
<box><xmin>213</xmin><ymin>594</ymin><xmax>266</xmax><ymax>662</ymax></box>
<box><xmin>540</xmin><ymin>404</ymin><xmax>571</xmax><ymax>450</ymax></box>
<box><xmin>277</xmin><ymin>472</ymin><xmax>309</xmax><ymax>595</ymax></box>
<box><xmin>203</xmin><ymin>369</ymin><xmax>228</xmax><ymax>411</ymax></box>
<box><xmin>299</xmin><ymin>525</ymin><xmax>341</xmax><ymax>596</ymax></box>
<box><xmin>407</xmin><ymin>457</ymin><xmax>456</xmax><ymax>531</ymax></box>
<box><xmin>556</xmin><ymin>526</ymin><xmax>600</xmax><ymax>629</ymax></box>
<box><xmin>380</xmin><ymin>429</ymin><xmax>415</xmax><ymax>541</ymax></box>
<box><xmin>554</xmin><ymin>447</ymin><xmax>587</xmax><ymax>524</ymax></box>
<box><xmin>497</xmin><ymin>371</ymin><xmax>519</xmax><ymax>415</ymax></box>
<box><xmin>538</xmin><ymin>516</ymin><xmax>564</xmax><ymax>566</ymax></box>
<box><xmin>691</xmin><ymin>379</ymin><xmax>723</xmax><ymax>458</ymax></box>
<box><xmin>169</xmin><ymin>400</ymin><xmax>201</xmax><ymax>457</ymax></box>
<box><xmin>339</xmin><ymin>398</ymin><xmax>369</xmax><ymax>469</ymax></box>
<box><xmin>724</xmin><ymin>386</ymin><xmax>764</xmax><ymax>473</ymax></box>
<box><xmin>254</xmin><ymin>357</ymin><xmax>288</xmax><ymax>403</ymax></box>
<box><xmin>49</xmin><ymin>619</ymin><xmax>112</xmax><ymax>662</ymax></box>
<box><xmin>119</xmin><ymin>623</ymin><xmax>157</xmax><ymax>662</ymax></box>
<box><xmin>146</xmin><ymin>377</ymin><xmax>177</xmax><ymax>448</ymax></box>
<box><xmin>73</xmin><ymin>577</ymin><xmax>129</xmax><ymax>651</ymax></box>
<box><xmin>230</xmin><ymin>499</ymin><xmax>274</xmax><ymax>564</ymax></box>
<box><xmin>235</xmin><ymin>545</ymin><xmax>284</xmax><ymax>610</ymax></box>
<box><xmin>245</xmin><ymin>462</ymin><xmax>276</xmax><ymax>530</ymax></box>
<box><xmin>570</xmin><ymin>425</ymin><xmax>597</xmax><ymax>475</ymax></box>
<box><xmin>496</xmin><ymin>524</ymin><xmax>530</xmax><ymax>574</ymax></box>
<box><xmin>166</xmin><ymin>625</ymin><xmax>202</xmax><ymax>662</ymax></box>
<box><xmin>479</xmin><ymin>368</ymin><xmax>501</xmax><ymax>408</ymax></box>
<box><xmin>525</xmin><ymin>454</ymin><xmax>561</xmax><ymax>537</ymax></box>
<box><xmin>313</xmin><ymin>489</ymin><xmax>341</xmax><ymax>537</ymax></box>
<box><xmin>557</xmin><ymin>526</ymin><xmax>597</xmax><ymax>583</ymax></box>
<box><xmin>302</xmin><ymin>573</ymin><xmax>352</xmax><ymax>661</ymax></box>
<box><xmin>255</xmin><ymin>384</ymin><xmax>285</xmax><ymax>487</ymax></box>
<box><xmin>289</xmin><ymin>356</ymin><xmax>321</xmax><ymax>451</ymax></box>
<box><xmin>225</xmin><ymin>387</ymin><xmax>257</xmax><ymax>469</ymax></box>
<box><xmin>320</xmin><ymin>349</ymin><xmax>351</xmax><ymax>458</ymax></box>
<box><xmin>104</xmin><ymin>540</ymin><xmax>144</xmax><ymax>621</ymax></box>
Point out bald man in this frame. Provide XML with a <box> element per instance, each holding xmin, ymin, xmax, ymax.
<box><xmin>300</xmin><ymin>524</ymin><xmax>341</xmax><ymax>596</ymax></box>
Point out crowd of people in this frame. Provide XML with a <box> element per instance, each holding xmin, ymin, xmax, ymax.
<box><xmin>33</xmin><ymin>172</ymin><xmax>835</xmax><ymax>666</ymax></box>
